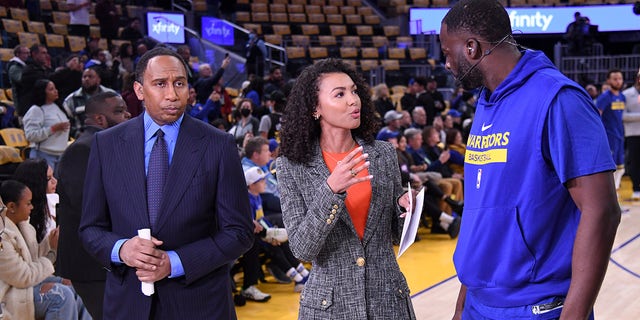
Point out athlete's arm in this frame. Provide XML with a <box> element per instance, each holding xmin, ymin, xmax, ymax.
<box><xmin>562</xmin><ymin>172</ymin><xmax>620</xmax><ymax>320</ymax></box>
<box><xmin>452</xmin><ymin>284</ymin><xmax>467</xmax><ymax>320</ymax></box>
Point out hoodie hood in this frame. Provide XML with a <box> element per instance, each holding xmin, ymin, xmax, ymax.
<box><xmin>482</xmin><ymin>50</ymin><xmax>557</xmax><ymax>106</ymax></box>
<box><xmin>9</xmin><ymin>56</ymin><xmax>26</xmax><ymax>66</ymax></box>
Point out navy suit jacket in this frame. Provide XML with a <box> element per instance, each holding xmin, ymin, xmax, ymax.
<box><xmin>79</xmin><ymin>115</ymin><xmax>254</xmax><ymax>319</ymax></box>
<box><xmin>57</xmin><ymin>125</ymin><xmax>105</xmax><ymax>282</ymax></box>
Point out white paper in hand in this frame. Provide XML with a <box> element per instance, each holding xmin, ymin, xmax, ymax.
<box><xmin>137</xmin><ymin>228</ymin><xmax>155</xmax><ymax>296</ymax></box>
<box><xmin>397</xmin><ymin>183</ymin><xmax>424</xmax><ymax>258</ymax></box>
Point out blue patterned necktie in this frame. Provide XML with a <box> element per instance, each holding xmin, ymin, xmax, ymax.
<box><xmin>147</xmin><ymin>129</ymin><xmax>168</xmax><ymax>228</ymax></box>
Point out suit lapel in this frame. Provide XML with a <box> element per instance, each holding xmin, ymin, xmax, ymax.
<box><xmin>154</xmin><ymin>116</ymin><xmax>205</xmax><ymax>233</ymax></box>
<box><xmin>119</xmin><ymin>117</ymin><xmax>150</xmax><ymax>228</ymax></box>
<box><xmin>361</xmin><ymin>140</ymin><xmax>383</xmax><ymax>247</ymax></box>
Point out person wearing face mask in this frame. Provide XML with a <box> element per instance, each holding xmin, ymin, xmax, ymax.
<box><xmin>229</xmin><ymin>99</ymin><xmax>260</xmax><ymax>147</ymax></box>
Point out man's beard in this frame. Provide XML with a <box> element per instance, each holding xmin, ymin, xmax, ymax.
<box><xmin>83</xmin><ymin>84</ymin><xmax>99</xmax><ymax>93</ymax></box>
<box><xmin>455</xmin><ymin>58</ymin><xmax>484</xmax><ymax>90</ymax></box>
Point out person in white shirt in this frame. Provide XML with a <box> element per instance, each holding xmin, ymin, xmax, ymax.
<box><xmin>23</xmin><ymin>79</ymin><xmax>70</xmax><ymax>171</ymax></box>
<box><xmin>67</xmin><ymin>0</ymin><xmax>91</xmax><ymax>38</ymax></box>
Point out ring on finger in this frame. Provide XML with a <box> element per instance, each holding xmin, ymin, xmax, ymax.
<box><xmin>350</xmin><ymin>169</ymin><xmax>357</xmax><ymax>177</ymax></box>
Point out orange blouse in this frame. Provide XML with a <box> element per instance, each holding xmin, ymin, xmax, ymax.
<box><xmin>322</xmin><ymin>145</ymin><xmax>372</xmax><ymax>240</ymax></box>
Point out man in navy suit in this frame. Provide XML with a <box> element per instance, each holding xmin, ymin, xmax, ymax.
<box><xmin>57</xmin><ymin>91</ymin><xmax>130</xmax><ymax>320</ymax></box>
<box><xmin>79</xmin><ymin>47</ymin><xmax>254</xmax><ymax>319</ymax></box>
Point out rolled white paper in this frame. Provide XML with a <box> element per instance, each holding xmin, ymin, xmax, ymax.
<box><xmin>137</xmin><ymin>228</ymin><xmax>155</xmax><ymax>296</ymax></box>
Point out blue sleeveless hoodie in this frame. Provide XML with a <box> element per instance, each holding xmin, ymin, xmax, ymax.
<box><xmin>454</xmin><ymin>50</ymin><xmax>615</xmax><ymax>307</ymax></box>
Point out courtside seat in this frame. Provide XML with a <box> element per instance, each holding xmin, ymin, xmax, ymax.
<box><xmin>360</xmin><ymin>59</ymin><xmax>379</xmax><ymax>72</ymax></box>
<box><xmin>308</xmin><ymin>13</ymin><xmax>325</xmax><ymax>24</ymax></box>
<box><xmin>342</xmin><ymin>36</ymin><xmax>361</xmax><ymax>47</ymax></box>
<box><xmin>18</xmin><ymin>32</ymin><xmax>40</xmax><ymax>48</ymax></box>
<box><xmin>264</xmin><ymin>34</ymin><xmax>283</xmax><ymax>46</ymax></box>
<box><xmin>45</xmin><ymin>33</ymin><xmax>65</xmax><ymax>49</ymax></box>
<box><xmin>2</xmin><ymin>19</ymin><xmax>24</xmax><ymax>34</ymax></box>
<box><xmin>339</xmin><ymin>47</ymin><xmax>358</xmax><ymax>59</ymax></box>
<box><xmin>0</xmin><ymin>128</ymin><xmax>30</xmax><ymax>160</ymax></box>
<box><xmin>27</xmin><ymin>21</ymin><xmax>47</xmax><ymax>35</ymax></box>
<box><xmin>52</xmin><ymin>11</ymin><xmax>71</xmax><ymax>25</ymax></box>
<box><xmin>9</xmin><ymin>7</ymin><xmax>28</xmax><ymax>22</ymax></box>
<box><xmin>49</xmin><ymin>23</ymin><xmax>69</xmax><ymax>35</ymax></box>
<box><xmin>271</xmin><ymin>12</ymin><xmax>288</xmax><ymax>23</ymax></box>
<box><xmin>309</xmin><ymin>47</ymin><xmax>328</xmax><ymax>60</ymax></box>
<box><xmin>67</xmin><ymin>35</ymin><xmax>86</xmax><ymax>52</ymax></box>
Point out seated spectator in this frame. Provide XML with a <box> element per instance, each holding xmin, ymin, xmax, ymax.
<box><xmin>214</xmin><ymin>83</ymin><xmax>234</xmax><ymax>123</ymax></box>
<box><xmin>372</xmin><ymin>83</ymin><xmax>395</xmax><ymax>125</ymax></box>
<box><xmin>117</xmin><ymin>43</ymin><xmax>135</xmax><ymax>74</ymax></box>
<box><xmin>401</xmin><ymin>78</ymin><xmax>417</xmax><ymax>112</ymax></box>
<box><xmin>404</xmin><ymin>128</ymin><xmax>463</xmax><ymax>214</ymax></box>
<box><xmin>241</xmin><ymin>137</ymin><xmax>281</xmax><ymax>215</ymax></box>
<box><xmin>242</xmin><ymin>77</ymin><xmax>264</xmax><ymax>114</ymax></box>
<box><xmin>411</xmin><ymin>106</ymin><xmax>428</xmax><ymax>130</ymax></box>
<box><xmin>451</xmin><ymin>88</ymin><xmax>476</xmax><ymax>120</ymax></box>
<box><xmin>376</xmin><ymin>110</ymin><xmax>403</xmax><ymax>141</ymax></box>
<box><xmin>445</xmin><ymin>128</ymin><xmax>466</xmax><ymax>177</ymax></box>
<box><xmin>422</xmin><ymin>126</ymin><xmax>464</xmax><ymax>181</ymax></box>
<box><xmin>259</xmin><ymin>90</ymin><xmax>286</xmax><ymax>140</ymax></box>
<box><xmin>399</xmin><ymin>110</ymin><xmax>413</xmax><ymax>131</ymax></box>
<box><xmin>263</xmin><ymin>66</ymin><xmax>285</xmax><ymax>96</ymax></box>
<box><xmin>121</xmin><ymin>73</ymin><xmax>143</xmax><ymax>118</ymax></box>
<box><xmin>13</xmin><ymin>158</ymin><xmax>59</xmax><ymax>244</ymax></box>
<box><xmin>242</xmin><ymin>167</ymin><xmax>309</xmax><ymax>296</ymax></box>
<box><xmin>395</xmin><ymin>134</ymin><xmax>461</xmax><ymax>238</ymax></box>
<box><xmin>443</xmin><ymin>110</ymin><xmax>462</xmax><ymax>132</ymax></box>
<box><xmin>229</xmin><ymin>99</ymin><xmax>260</xmax><ymax>147</ymax></box>
<box><xmin>433</xmin><ymin>115</ymin><xmax>447</xmax><ymax>146</ymax></box>
<box><xmin>0</xmin><ymin>180</ymin><xmax>92</xmax><ymax>320</ymax></box>
<box><xmin>63</xmin><ymin>66</ymin><xmax>116</xmax><ymax>136</ymax></box>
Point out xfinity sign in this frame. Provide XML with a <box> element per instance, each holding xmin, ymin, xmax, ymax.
<box><xmin>509</xmin><ymin>10</ymin><xmax>553</xmax><ymax>31</ymax></box>
<box><xmin>201</xmin><ymin>17</ymin><xmax>234</xmax><ymax>46</ymax></box>
<box><xmin>410</xmin><ymin>4</ymin><xmax>638</xmax><ymax>35</ymax></box>
<box><xmin>146</xmin><ymin>12</ymin><xmax>185</xmax><ymax>44</ymax></box>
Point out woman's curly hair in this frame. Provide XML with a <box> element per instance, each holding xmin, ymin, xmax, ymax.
<box><xmin>280</xmin><ymin>58</ymin><xmax>379</xmax><ymax>164</ymax></box>
<box><xmin>12</xmin><ymin>158</ymin><xmax>49</xmax><ymax>243</ymax></box>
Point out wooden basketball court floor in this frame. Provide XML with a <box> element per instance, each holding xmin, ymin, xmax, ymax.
<box><xmin>235</xmin><ymin>177</ymin><xmax>640</xmax><ymax>319</ymax></box>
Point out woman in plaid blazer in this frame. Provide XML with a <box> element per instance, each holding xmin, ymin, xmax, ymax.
<box><xmin>277</xmin><ymin>59</ymin><xmax>416</xmax><ymax>319</ymax></box>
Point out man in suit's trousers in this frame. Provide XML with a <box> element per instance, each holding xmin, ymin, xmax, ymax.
<box><xmin>57</xmin><ymin>91</ymin><xmax>130</xmax><ymax>320</ymax></box>
<box><xmin>79</xmin><ymin>47</ymin><xmax>254</xmax><ymax>319</ymax></box>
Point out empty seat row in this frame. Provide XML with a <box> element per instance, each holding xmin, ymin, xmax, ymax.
<box><xmin>238</xmin><ymin>0</ymin><xmax>365</xmax><ymax>6</ymax></box>
<box><xmin>237</xmin><ymin>11</ymin><xmax>381</xmax><ymax>24</ymax></box>
<box><xmin>286</xmin><ymin>46</ymin><xmax>428</xmax><ymax>62</ymax></box>
<box><xmin>250</xmin><ymin>3</ymin><xmax>375</xmax><ymax>16</ymax></box>
<box><xmin>246</xmin><ymin>23</ymin><xmax>400</xmax><ymax>39</ymax></box>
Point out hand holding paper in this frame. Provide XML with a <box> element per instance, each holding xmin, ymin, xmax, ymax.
<box><xmin>397</xmin><ymin>183</ymin><xmax>424</xmax><ymax>258</ymax></box>
<box><xmin>137</xmin><ymin>228</ymin><xmax>155</xmax><ymax>296</ymax></box>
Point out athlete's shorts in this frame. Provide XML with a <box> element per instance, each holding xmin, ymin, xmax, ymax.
<box><xmin>462</xmin><ymin>291</ymin><xmax>595</xmax><ymax>320</ymax></box>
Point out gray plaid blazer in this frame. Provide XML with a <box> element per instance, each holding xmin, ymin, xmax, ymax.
<box><xmin>277</xmin><ymin>139</ymin><xmax>416</xmax><ymax>320</ymax></box>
